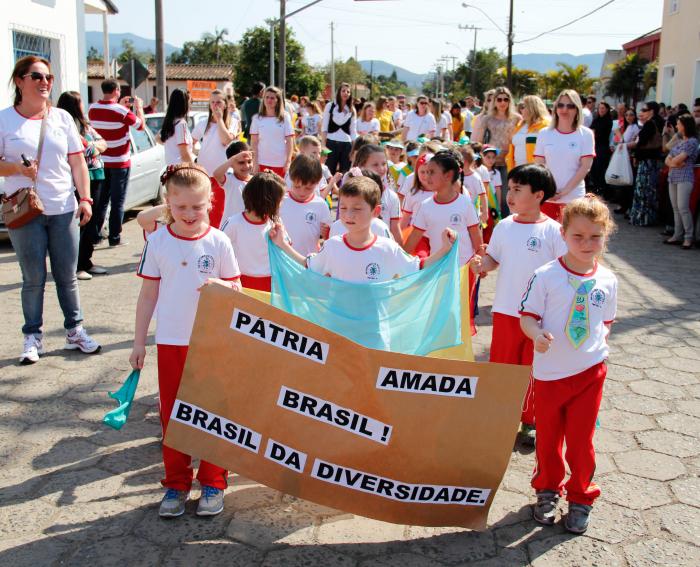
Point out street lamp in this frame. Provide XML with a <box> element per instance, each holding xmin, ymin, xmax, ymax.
<box><xmin>462</xmin><ymin>1</ymin><xmax>514</xmax><ymax>90</ymax></box>
<box><xmin>445</xmin><ymin>41</ymin><xmax>468</xmax><ymax>58</ymax></box>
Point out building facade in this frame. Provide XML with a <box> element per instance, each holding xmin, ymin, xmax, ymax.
<box><xmin>0</xmin><ymin>0</ymin><xmax>115</xmax><ymax>109</ymax></box>
<box><xmin>656</xmin><ymin>0</ymin><xmax>700</xmax><ymax>105</ymax></box>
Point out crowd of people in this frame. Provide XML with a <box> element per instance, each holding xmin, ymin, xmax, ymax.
<box><xmin>2</xmin><ymin>54</ymin><xmax>699</xmax><ymax>536</ymax></box>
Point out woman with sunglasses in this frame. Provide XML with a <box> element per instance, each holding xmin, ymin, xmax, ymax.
<box><xmin>0</xmin><ymin>56</ymin><xmax>101</xmax><ymax>363</ymax></box>
<box><xmin>533</xmin><ymin>90</ymin><xmax>594</xmax><ymax>222</ymax></box>
<box><xmin>627</xmin><ymin>101</ymin><xmax>664</xmax><ymax>226</ymax></box>
<box><xmin>401</xmin><ymin>95</ymin><xmax>436</xmax><ymax>143</ymax></box>
<box><xmin>191</xmin><ymin>89</ymin><xmax>239</xmax><ymax>175</ymax></box>
<box><xmin>471</xmin><ymin>86</ymin><xmax>520</xmax><ymax>215</ymax></box>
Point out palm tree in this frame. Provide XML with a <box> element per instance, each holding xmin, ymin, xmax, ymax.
<box><xmin>554</xmin><ymin>63</ymin><xmax>595</xmax><ymax>95</ymax></box>
<box><xmin>203</xmin><ymin>27</ymin><xmax>229</xmax><ymax>63</ymax></box>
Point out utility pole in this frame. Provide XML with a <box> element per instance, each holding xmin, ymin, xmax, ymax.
<box><xmin>507</xmin><ymin>0</ymin><xmax>514</xmax><ymax>90</ymax></box>
<box><xmin>268</xmin><ymin>19</ymin><xmax>275</xmax><ymax>86</ymax></box>
<box><xmin>279</xmin><ymin>0</ymin><xmax>286</xmax><ymax>96</ymax></box>
<box><xmin>458</xmin><ymin>24</ymin><xmax>481</xmax><ymax>96</ymax></box>
<box><xmin>155</xmin><ymin>0</ymin><xmax>165</xmax><ymax>110</ymax></box>
<box><xmin>330</xmin><ymin>22</ymin><xmax>335</xmax><ymax>97</ymax></box>
<box><xmin>353</xmin><ymin>44</ymin><xmax>357</xmax><ymax>98</ymax></box>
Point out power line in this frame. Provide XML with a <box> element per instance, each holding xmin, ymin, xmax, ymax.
<box><xmin>516</xmin><ymin>0</ymin><xmax>618</xmax><ymax>44</ymax></box>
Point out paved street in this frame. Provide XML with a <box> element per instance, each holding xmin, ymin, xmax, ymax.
<box><xmin>0</xmin><ymin>212</ymin><xmax>699</xmax><ymax>567</ymax></box>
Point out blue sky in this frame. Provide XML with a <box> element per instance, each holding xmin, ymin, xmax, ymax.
<box><xmin>86</xmin><ymin>0</ymin><xmax>663</xmax><ymax>74</ymax></box>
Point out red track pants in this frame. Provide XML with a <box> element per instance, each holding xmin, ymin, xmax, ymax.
<box><xmin>531</xmin><ymin>361</ymin><xmax>606</xmax><ymax>506</ymax></box>
<box><xmin>157</xmin><ymin>344</ymin><xmax>228</xmax><ymax>491</ymax></box>
<box><xmin>541</xmin><ymin>201</ymin><xmax>565</xmax><ymax>223</ymax></box>
<box><xmin>489</xmin><ymin>312</ymin><xmax>535</xmax><ymax>425</ymax></box>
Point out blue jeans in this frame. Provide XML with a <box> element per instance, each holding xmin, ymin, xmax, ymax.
<box><xmin>95</xmin><ymin>167</ymin><xmax>130</xmax><ymax>245</ymax></box>
<box><xmin>8</xmin><ymin>211</ymin><xmax>82</xmax><ymax>336</ymax></box>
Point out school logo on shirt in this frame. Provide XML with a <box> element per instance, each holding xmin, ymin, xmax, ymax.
<box><xmin>590</xmin><ymin>288</ymin><xmax>606</xmax><ymax>308</ymax></box>
<box><xmin>305</xmin><ymin>211</ymin><xmax>317</xmax><ymax>224</ymax></box>
<box><xmin>526</xmin><ymin>236</ymin><xmax>542</xmax><ymax>252</ymax></box>
<box><xmin>366</xmin><ymin>262</ymin><xmax>381</xmax><ymax>280</ymax></box>
<box><xmin>449</xmin><ymin>213</ymin><xmax>462</xmax><ymax>225</ymax></box>
<box><xmin>197</xmin><ymin>254</ymin><xmax>215</xmax><ymax>274</ymax></box>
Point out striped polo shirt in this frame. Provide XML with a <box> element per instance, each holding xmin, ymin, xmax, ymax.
<box><xmin>88</xmin><ymin>100</ymin><xmax>143</xmax><ymax>168</ymax></box>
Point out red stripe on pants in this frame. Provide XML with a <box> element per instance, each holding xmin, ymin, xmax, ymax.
<box><xmin>157</xmin><ymin>344</ymin><xmax>228</xmax><ymax>491</ymax></box>
<box><xmin>489</xmin><ymin>312</ymin><xmax>535</xmax><ymax>425</ymax></box>
<box><xmin>531</xmin><ymin>361</ymin><xmax>606</xmax><ymax>506</ymax></box>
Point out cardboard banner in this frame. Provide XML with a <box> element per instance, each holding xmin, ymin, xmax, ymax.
<box><xmin>165</xmin><ymin>286</ymin><xmax>529</xmax><ymax>529</ymax></box>
<box><xmin>187</xmin><ymin>80</ymin><xmax>218</xmax><ymax>101</ymax></box>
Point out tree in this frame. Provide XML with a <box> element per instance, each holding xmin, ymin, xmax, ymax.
<box><xmin>87</xmin><ymin>46</ymin><xmax>102</xmax><ymax>62</ymax></box>
<box><xmin>116</xmin><ymin>39</ymin><xmax>153</xmax><ymax>65</ymax></box>
<box><xmin>168</xmin><ymin>31</ymin><xmax>238</xmax><ymax>65</ymax></box>
<box><xmin>500</xmin><ymin>68</ymin><xmax>540</xmax><ymax>98</ymax></box>
<box><xmin>605</xmin><ymin>54</ymin><xmax>649</xmax><ymax>106</ymax></box>
<box><xmin>325</xmin><ymin>57</ymin><xmax>367</xmax><ymax>87</ymax></box>
<box><xmin>450</xmin><ymin>48</ymin><xmax>506</xmax><ymax>100</ymax></box>
<box><xmin>372</xmin><ymin>71</ymin><xmax>411</xmax><ymax>97</ymax></box>
<box><xmin>235</xmin><ymin>26</ymin><xmax>324</xmax><ymax>99</ymax></box>
<box><xmin>551</xmin><ymin>62</ymin><xmax>595</xmax><ymax>95</ymax></box>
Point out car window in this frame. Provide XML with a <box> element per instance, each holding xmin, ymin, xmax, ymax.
<box><xmin>131</xmin><ymin>127</ymin><xmax>154</xmax><ymax>153</ymax></box>
<box><xmin>145</xmin><ymin>117</ymin><xmax>164</xmax><ymax>135</ymax></box>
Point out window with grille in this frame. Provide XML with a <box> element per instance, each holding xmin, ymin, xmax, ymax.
<box><xmin>13</xmin><ymin>31</ymin><xmax>52</xmax><ymax>62</ymax></box>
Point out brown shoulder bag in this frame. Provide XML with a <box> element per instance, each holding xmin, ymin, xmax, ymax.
<box><xmin>1</xmin><ymin>112</ymin><xmax>47</xmax><ymax>229</ymax></box>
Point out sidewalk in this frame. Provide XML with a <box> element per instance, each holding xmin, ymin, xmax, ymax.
<box><xmin>0</xmin><ymin>214</ymin><xmax>698</xmax><ymax>566</ymax></box>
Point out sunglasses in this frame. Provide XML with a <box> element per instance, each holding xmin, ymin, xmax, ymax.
<box><xmin>23</xmin><ymin>72</ymin><xmax>54</xmax><ymax>82</ymax></box>
<box><xmin>496</xmin><ymin>97</ymin><xmax>510</xmax><ymax>102</ymax></box>
<box><xmin>418</xmin><ymin>101</ymin><xmax>428</xmax><ymax>105</ymax></box>
<box><xmin>557</xmin><ymin>103</ymin><xmax>576</xmax><ymax>110</ymax></box>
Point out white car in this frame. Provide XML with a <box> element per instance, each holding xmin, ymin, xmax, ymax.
<box><xmin>144</xmin><ymin>111</ymin><xmax>208</xmax><ymax>138</ymax></box>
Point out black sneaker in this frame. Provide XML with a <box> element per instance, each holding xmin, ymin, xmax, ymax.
<box><xmin>533</xmin><ymin>490</ymin><xmax>559</xmax><ymax>525</ymax></box>
<box><xmin>565</xmin><ymin>502</ymin><xmax>592</xmax><ymax>534</ymax></box>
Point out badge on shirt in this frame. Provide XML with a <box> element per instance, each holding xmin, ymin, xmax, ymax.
<box><xmin>366</xmin><ymin>263</ymin><xmax>381</xmax><ymax>280</ymax></box>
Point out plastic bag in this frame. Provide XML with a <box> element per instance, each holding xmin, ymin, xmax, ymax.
<box><xmin>103</xmin><ymin>369</ymin><xmax>141</xmax><ymax>430</ymax></box>
<box><xmin>605</xmin><ymin>144</ymin><xmax>634</xmax><ymax>186</ymax></box>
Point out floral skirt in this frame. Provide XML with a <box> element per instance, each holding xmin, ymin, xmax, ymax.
<box><xmin>629</xmin><ymin>159</ymin><xmax>660</xmax><ymax>226</ymax></box>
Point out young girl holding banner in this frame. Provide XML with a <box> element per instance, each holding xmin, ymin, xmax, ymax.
<box><xmin>130</xmin><ymin>164</ymin><xmax>241</xmax><ymax>519</ymax></box>
<box><xmin>519</xmin><ymin>195</ymin><xmax>617</xmax><ymax>534</ymax></box>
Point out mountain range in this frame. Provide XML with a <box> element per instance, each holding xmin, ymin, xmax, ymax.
<box><xmin>86</xmin><ymin>33</ymin><xmax>605</xmax><ymax>85</ymax></box>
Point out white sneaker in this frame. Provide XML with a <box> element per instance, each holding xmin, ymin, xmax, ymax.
<box><xmin>64</xmin><ymin>326</ymin><xmax>101</xmax><ymax>354</ymax></box>
<box><xmin>76</xmin><ymin>270</ymin><xmax>93</xmax><ymax>280</ymax></box>
<box><xmin>20</xmin><ymin>335</ymin><xmax>44</xmax><ymax>364</ymax></box>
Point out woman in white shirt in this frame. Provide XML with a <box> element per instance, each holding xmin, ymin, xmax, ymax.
<box><xmin>158</xmin><ymin>89</ymin><xmax>194</xmax><ymax>165</ymax></box>
<box><xmin>0</xmin><ymin>56</ymin><xmax>100</xmax><ymax>363</ymax></box>
<box><xmin>431</xmin><ymin>99</ymin><xmax>450</xmax><ymax>140</ymax></box>
<box><xmin>534</xmin><ymin>89</ymin><xmax>595</xmax><ymax>222</ymax></box>
<box><xmin>321</xmin><ymin>82</ymin><xmax>357</xmax><ymax>174</ymax></box>
<box><xmin>191</xmin><ymin>89</ymin><xmax>238</xmax><ymax>175</ymax></box>
<box><xmin>250</xmin><ymin>86</ymin><xmax>295</xmax><ymax>177</ymax></box>
<box><xmin>356</xmin><ymin>102</ymin><xmax>380</xmax><ymax>137</ymax></box>
<box><xmin>401</xmin><ymin>95</ymin><xmax>436</xmax><ymax>142</ymax></box>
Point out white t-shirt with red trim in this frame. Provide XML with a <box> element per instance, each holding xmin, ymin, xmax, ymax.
<box><xmin>250</xmin><ymin>114</ymin><xmax>294</xmax><ymax>167</ymax></box>
<box><xmin>221</xmin><ymin>212</ymin><xmax>273</xmax><ymax>276</ymax></box>
<box><xmin>136</xmin><ymin>225</ymin><xmax>240</xmax><ymax>345</ymax></box>
<box><xmin>191</xmin><ymin>119</ymin><xmax>239</xmax><ymax>175</ymax></box>
<box><xmin>462</xmin><ymin>171</ymin><xmax>486</xmax><ymax>202</ymax></box>
<box><xmin>221</xmin><ymin>172</ymin><xmax>248</xmax><ymax>222</ymax></box>
<box><xmin>533</xmin><ymin>127</ymin><xmax>595</xmax><ymax>203</ymax></box>
<box><xmin>401</xmin><ymin>188</ymin><xmax>433</xmax><ymax>223</ymax></box>
<box><xmin>164</xmin><ymin>119</ymin><xmax>193</xmax><ymax>165</ymax></box>
<box><xmin>487</xmin><ymin>168</ymin><xmax>502</xmax><ymax>189</ymax></box>
<box><xmin>486</xmin><ymin>215</ymin><xmax>568</xmax><ymax>317</ymax></box>
<box><xmin>329</xmin><ymin>218</ymin><xmax>393</xmax><ymax>240</ymax></box>
<box><xmin>308</xmin><ymin>235</ymin><xmax>419</xmax><ymax>282</ymax></box>
<box><xmin>88</xmin><ymin>100</ymin><xmax>143</xmax><ymax>168</ymax></box>
<box><xmin>398</xmin><ymin>172</ymin><xmax>414</xmax><ymax>197</ymax></box>
<box><xmin>356</xmin><ymin>118</ymin><xmax>380</xmax><ymax>136</ymax></box>
<box><xmin>380</xmin><ymin>187</ymin><xmax>401</xmax><ymax>223</ymax></box>
<box><xmin>280</xmin><ymin>193</ymin><xmax>333</xmax><ymax>256</ymax></box>
<box><xmin>519</xmin><ymin>258</ymin><xmax>617</xmax><ymax>381</ymax></box>
<box><xmin>403</xmin><ymin>111</ymin><xmax>437</xmax><ymax>141</ymax></box>
<box><xmin>412</xmin><ymin>193</ymin><xmax>480</xmax><ymax>265</ymax></box>
<box><xmin>0</xmin><ymin>106</ymin><xmax>83</xmax><ymax>215</ymax></box>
